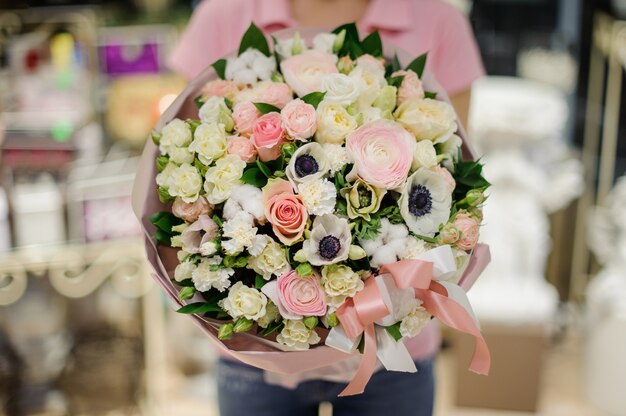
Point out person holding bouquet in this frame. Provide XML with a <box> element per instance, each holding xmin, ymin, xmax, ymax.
<box><xmin>167</xmin><ymin>1</ymin><xmax>485</xmax><ymax>415</ymax></box>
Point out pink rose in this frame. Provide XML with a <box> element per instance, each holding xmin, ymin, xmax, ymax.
<box><xmin>263</xmin><ymin>178</ymin><xmax>308</xmax><ymax>245</ymax></box>
<box><xmin>256</xmin><ymin>82</ymin><xmax>293</xmax><ymax>109</ymax></box>
<box><xmin>250</xmin><ymin>112</ymin><xmax>286</xmax><ymax>161</ymax></box>
<box><xmin>233</xmin><ymin>101</ymin><xmax>262</xmax><ymax>137</ymax></box>
<box><xmin>392</xmin><ymin>69</ymin><xmax>425</xmax><ymax>105</ymax></box>
<box><xmin>346</xmin><ymin>120</ymin><xmax>415</xmax><ymax>189</ymax></box>
<box><xmin>180</xmin><ymin>215</ymin><xmax>219</xmax><ymax>253</ymax></box>
<box><xmin>430</xmin><ymin>166</ymin><xmax>456</xmax><ymax>192</ymax></box>
<box><xmin>227</xmin><ymin>136</ymin><xmax>257</xmax><ymax>162</ymax></box>
<box><xmin>280</xmin><ymin>99</ymin><xmax>316</xmax><ymax>141</ymax></box>
<box><xmin>454</xmin><ymin>212</ymin><xmax>479</xmax><ymax>250</ymax></box>
<box><xmin>172</xmin><ymin>196</ymin><xmax>214</xmax><ymax>223</ymax></box>
<box><xmin>280</xmin><ymin>50</ymin><xmax>339</xmax><ymax>97</ymax></box>
<box><xmin>201</xmin><ymin>79</ymin><xmax>240</xmax><ymax>101</ymax></box>
<box><xmin>278</xmin><ymin>270</ymin><xmax>327</xmax><ymax>317</ymax></box>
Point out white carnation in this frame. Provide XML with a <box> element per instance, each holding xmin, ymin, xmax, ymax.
<box><xmin>188</xmin><ymin>122</ymin><xmax>228</xmax><ymax>166</ymax></box>
<box><xmin>174</xmin><ymin>261</ymin><xmax>196</xmax><ymax>282</ymax></box>
<box><xmin>399</xmin><ymin>237</ymin><xmax>428</xmax><ymax>260</ymax></box>
<box><xmin>399</xmin><ymin>304</ymin><xmax>431</xmax><ymax>338</ymax></box>
<box><xmin>297</xmin><ymin>178</ymin><xmax>337</xmax><ymax>216</ymax></box>
<box><xmin>276</xmin><ymin>319</ymin><xmax>321</xmax><ymax>350</ymax></box>
<box><xmin>167</xmin><ymin>146</ymin><xmax>195</xmax><ymax>164</ymax></box>
<box><xmin>248</xmin><ymin>237</ymin><xmax>291</xmax><ymax>280</ymax></box>
<box><xmin>198</xmin><ymin>96</ymin><xmax>233</xmax><ymax>129</ymax></box>
<box><xmin>321</xmin><ymin>144</ymin><xmax>351</xmax><ymax>174</ymax></box>
<box><xmin>192</xmin><ymin>257</ymin><xmax>233</xmax><ymax>293</ymax></box>
<box><xmin>219</xmin><ymin>281</ymin><xmax>267</xmax><ymax>320</ymax></box>
<box><xmin>226</xmin><ymin>48</ymin><xmax>277</xmax><ymax>84</ymax></box>
<box><xmin>156</xmin><ymin>162</ymin><xmax>177</xmax><ymax>188</ymax></box>
<box><xmin>222</xmin><ymin>211</ymin><xmax>263</xmax><ymax>255</ymax></box>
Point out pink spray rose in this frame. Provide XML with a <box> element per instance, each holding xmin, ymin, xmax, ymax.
<box><xmin>454</xmin><ymin>212</ymin><xmax>480</xmax><ymax>250</ymax></box>
<box><xmin>263</xmin><ymin>178</ymin><xmax>309</xmax><ymax>245</ymax></box>
<box><xmin>430</xmin><ymin>165</ymin><xmax>456</xmax><ymax>193</ymax></box>
<box><xmin>227</xmin><ymin>136</ymin><xmax>257</xmax><ymax>162</ymax></box>
<box><xmin>392</xmin><ymin>69</ymin><xmax>425</xmax><ymax>105</ymax></box>
<box><xmin>280</xmin><ymin>99</ymin><xmax>317</xmax><ymax>141</ymax></box>
<box><xmin>256</xmin><ymin>82</ymin><xmax>293</xmax><ymax>109</ymax></box>
<box><xmin>250</xmin><ymin>112</ymin><xmax>286</xmax><ymax>161</ymax></box>
<box><xmin>201</xmin><ymin>79</ymin><xmax>240</xmax><ymax>101</ymax></box>
<box><xmin>278</xmin><ymin>270</ymin><xmax>327</xmax><ymax>317</ymax></box>
<box><xmin>280</xmin><ymin>50</ymin><xmax>339</xmax><ymax>97</ymax></box>
<box><xmin>180</xmin><ymin>215</ymin><xmax>219</xmax><ymax>254</ymax></box>
<box><xmin>346</xmin><ymin>119</ymin><xmax>415</xmax><ymax>189</ymax></box>
<box><xmin>356</xmin><ymin>54</ymin><xmax>386</xmax><ymax>73</ymax></box>
<box><xmin>172</xmin><ymin>196</ymin><xmax>214</xmax><ymax>223</ymax></box>
<box><xmin>233</xmin><ymin>101</ymin><xmax>262</xmax><ymax>137</ymax></box>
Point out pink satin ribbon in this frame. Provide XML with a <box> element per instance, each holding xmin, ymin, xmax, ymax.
<box><xmin>336</xmin><ymin>259</ymin><xmax>491</xmax><ymax>396</ymax></box>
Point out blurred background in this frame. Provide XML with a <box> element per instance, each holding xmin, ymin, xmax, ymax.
<box><xmin>0</xmin><ymin>0</ymin><xmax>625</xmax><ymax>415</ymax></box>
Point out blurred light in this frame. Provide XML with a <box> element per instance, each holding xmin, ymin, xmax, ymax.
<box><xmin>158</xmin><ymin>93</ymin><xmax>177</xmax><ymax>115</ymax></box>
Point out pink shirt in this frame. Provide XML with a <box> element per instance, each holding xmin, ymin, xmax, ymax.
<box><xmin>169</xmin><ymin>0</ymin><xmax>485</xmax><ymax>95</ymax></box>
<box><xmin>169</xmin><ymin>0</ymin><xmax>484</xmax><ymax>366</ymax></box>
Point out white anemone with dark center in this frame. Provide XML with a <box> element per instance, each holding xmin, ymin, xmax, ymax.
<box><xmin>399</xmin><ymin>168</ymin><xmax>452</xmax><ymax>237</ymax></box>
<box><xmin>286</xmin><ymin>142</ymin><xmax>329</xmax><ymax>184</ymax></box>
<box><xmin>302</xmin><ymin>214</ymin><xmax>352</xmax><ymax>266</ymax></box>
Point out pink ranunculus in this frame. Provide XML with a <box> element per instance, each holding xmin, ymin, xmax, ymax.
<box><xmin>256</xmin><ymin>82</ymin><xmax>293</xmax><ymax>109</ymax></box>
<box><xmin>227</xmin><ymin>136</ymin><xmax>257</xmax><ymax>162</ymax></box>
<box><xmin>263</xmin><ymin>178</ymin><xmax>309</xmax><ymax>245</ymax></box>
<box><xmin>280</xmin><ymin>50</ymin><xmax>339</xmax><ymax>97</ymax></box>
<box><xmin>346</xmin><ymin>119</ymin><xmax>415</xmax><ymax>189</ymax></box>
<box><xmin>201</xmin><ymin>79</ymin><xmax>240</xmax><ymax>101</ymax></box>
<box><xmin>454</xmin><ymin>212</ymin><xmax>480</xmax><ymax>250</ymax></box>
<box><xmin>278</xmin><ymin>270</ymin><xmax>327</xmax><ymax>317</ymax></box>
<box><xmin>172</xmin><ymin>196</ymin><xmax>214</xmax><ymax>223</ymax></box>
<box><xmin>250</xmin><ymin>112</ymin><xmax>286</xmax><ymax>161</ymax></box>
<box><xmin>430</xmin><ymin>165</ymin><xmax>456</xmax><ymax>192</ymax></box>
<box><xmin>392</xmin><ymin>69</ymin><xmax>425</xmax><ymax>105</ymax></box>
<box><xmin>233</xmin><ymin>101</ymin><xmax>262</xmax><ymax>137</ymax></box>
<box><xmin>280</xmin><ymin>99</ymin><xmax>317</xmax><ymax>141</ymax></box>
<box><xmin>180</xmin><ymin>215</ymin><xmax>219</xmax><ymax>253</ymax></box>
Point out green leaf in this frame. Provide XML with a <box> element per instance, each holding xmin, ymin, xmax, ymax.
<box><xmin>331</xmin><ymin>23</ymin><xmax>360</xmax><ymax>58</ymax></box>
<box><xmin>301</xmin><ymin>91</ymin><xmax>326</xmax><ymax>109</ymax></box>
<box><xmin>156</xmin><ymin>156</ymin><xmax>169</xmax><ymax>173</ymax></box>
<box><xmin>262</xmin><ymin>321</ymin><xmax>284</xmax><ymax>337</ymax></box>
<box><xmin>194</xmin><ymin>96</ymin><xmax>205</xmax><ymax>109</ymax></box>
<box><xmin>424</xmin><ymin>91</ymin><xmax>437</xmax><ymax>99</ymax></box>
<box><xmin>256</xmin><ymin>159</ymin><xmax>273</xmax><ymax>178</ymax></box>
<box><xmin>157</xmin><ymin>186</ymin><xmax>174</xmax><ymax>203</ymax></box>
<box><xmin>176</xmin><ymin>302</ymin><xmax>222</xmax><ymax>315</ymax></box>
<box><xmin>239</xmin><ymin>22</ymin><xmax>271</xmax><ymax>57</ymax></box>
<box><xmin>224</xmin><ymin>97</ymin><xmax>233</xmax><ymax>109</ymax></box>
<box><xmin>253</xmin><ymin>102</ymin><xmax>281</xmax><ymax>114</ymax></box>
<box><xmin>385</xmin><ymin>323</ymin><xmax>403</xmax><ymax>341</ymax></box>
<box><xmin>388</xmin><ymin>75</ymin><xmax>405</xmax><ymax>88</ymax></box>
<box><xmin>194</xmin><ymin>158</ymin><xmax>208</xmax><ymax>177</ymax></box>
<box><xmin>154</xmin><ymin>229</ymin><xmax>172</xmax><ymax>245</ymax></box>
<box><xmin>405</xmin><ymin>52</ymin><xmax>428</xmax><ymax>78</ymax></box>
<box><xmin>149</xmin><ymin>211</ymin><xmax>183</xmax><ymax>235</ymax></box>
<box><xmin>179</xmin><ymin>286</ymin><xmax>196</xmax><ymax>301</ymax></box>
<box><xmin>255</xmin><ymin>275</ymin><xmax>267</xmax><ymax>289</ymax></box>
<box><xmin>212</xmin><ymin>58</ymin><xmax>227</xmax><ymax>79</ymax></box>
<box><xmin>174</xmin><ymin>278</ymin><xmax>195</xmax><ymax>287</ymax></box>
<box><xmin>360</xmin><ymin>31</ymin><xmax>383</xmax><ymax>56</ymax></box>
<box><xmin>241</xmin><ymin>167</ymin><xmax>269</xmax><ymax>188</ymax></box>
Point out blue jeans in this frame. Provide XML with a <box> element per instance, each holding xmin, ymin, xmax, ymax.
<box><xmin>216</xmin><ymin>357</ymin><xmax>435</xmax><ymax>416</ymax></box>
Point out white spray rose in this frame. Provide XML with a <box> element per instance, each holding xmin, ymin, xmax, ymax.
<box><xmin>247</xmin><ymin>237</ymin><xmax>291</xmax><ymax>280</ymax></box>
<box><xmin>276</xmin><ymin>319</ymin><xmax>321</xmax><ymax>350</ymax></box>
<box><xmin>167</xmin><ymin>163</ymin><xmax>203</xmax><ymax>203</ymax></box>
<box><xmin>315</xmin><ymin>101</ymin><xmax>357</xmax><ymax>144</ymax></box>
<box><xmin>394</xmin><ymin>98</ymin><xmax>457</xmax><ymax>143</ymax></box>
<box><xmin>321</xmin><ymin>264</ymin><xmax>364</xmax><ymax>307</ymax></box>
<box><xmin>219</xmin><ymin>281</ymin><xmax>268</xmax><ymax>321</ymax></box>
<box><xmin>188</xmin><ymin>122</ymin><xmax>228</xmax><ymax>166</ymax></box>
<box><xmin>320</xmin><ymin>73</ymin><xmax>360</xmax><ymax>107</ymax></box>
<box><xmin>203</xmin><ymin>155</ymin><xmax>246</xmax><ymax>204</ymax></box>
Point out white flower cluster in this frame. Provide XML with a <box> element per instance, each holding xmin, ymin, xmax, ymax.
<box><xmin>226</xmin><ymin>48</ymin><xmax>277</xmax><ymax>84</ymax></box>
<box><xmin>276</xmin><ymin>319</ymin><xmax>321</xmax><ymax>350</ymax></box>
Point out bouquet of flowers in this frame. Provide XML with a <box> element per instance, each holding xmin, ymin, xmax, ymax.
<box><xmin>134</xmin><ymin>23</ymin><xmax>491</xmax><ymax>396</ymax></box>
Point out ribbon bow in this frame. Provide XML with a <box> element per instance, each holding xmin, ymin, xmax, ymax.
<box><xmin>332</xmin><ymin>246</ymin><xmax>491</xmax><ymax>396</ymax></box>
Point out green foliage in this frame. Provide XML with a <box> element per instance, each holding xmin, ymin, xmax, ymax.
<box><xmin>360</xmin><ymin>30</ymin><xmax>383</xmax><ymax>57</ymax></box>
<box><xmin>301</xmin><ymin>91</ymin><xmax>326</xmax><ymax>109</ymax></box>
<box><xmin>176</xmin><ymin>302</ymin><xmax>222</xmax><ymax>314</ymax></box>
<box><xmin>352</xmin><ymin>216</ymin><xmax>381</xmax><ymax>241</ymax></box>
<box><xmin>452</xmin><ymin>159</ymin><xmax>491</xmax><ymax>202</ymax></box>
<box><xmin>388</xmin><ymin>75</ymin><xmax>405</xmax><ymax>88</ymax></box>
<box><xmin>377</xmin><ymin>204</ymin><xmax>404</xmax><ymax>224</ymax></box>
<box><xmin>255</xmin><ymin>274</ymin><xmax>267</xmax><ymax>289</ymax></box>
<box><xmin>332</xmin><ymin>23</ymin><xmax>360</xmax><ymax>58</ymax></box>
<box><xmin>149</xmin><ymin>211</ymin><xmax>183</xmax><ymax>244</ymax></box>
<box><xmin>241</xmin><ymin>167</ymin><xmax>269</xmax><ymax>188</ymax></box>
<box><xmin>405</xmin><ymin>52</ymin><xmax>428</xmax><ymax>78</ymax></box>
<box><xmin>194</xmin><ymin>95</ymin><xmax>205</xmax><ymax>109</ymax></box>
<box><xmin>385</xmin><ymin>322</ymin><xmax>403</xmax><ymax>341</ymax></box>
<box><xmin>253</xmin><ymin>102</ymin><xmax>281</xmax><ymax>114</ymax></box>
<box><xmin>262</xmin><ymin>320</ymin><xmax>284</xmax><ymax>337</ymax></box>
<box><xmin>178</xmin><ymin>286</ymin><xmax>196</xmax><ymax>301</ymax></box>
<box><xmin>239</xmin><ymin>22</ymin><xmax>271</xmax><ymax>56</ymax></box>
<box><xmin>156</xmin><ymin>155</ymin><xmax>169</xmax><ymax>172</ymax></box>
<box><xmin>424</xmin><ymin>91</ymin><xmax>437</xmax><ymax>99</ymax></box>
<box><xmin>256</xmin><ymin>159</ymin><xmax>273</xmax><ymax>177</ymax></box>
<box><xmin>211</xmin><ymin>58</ymin><xmax>227</xmax><ymax>79</ymax></box>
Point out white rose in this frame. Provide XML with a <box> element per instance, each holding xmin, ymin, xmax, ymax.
<box><xmin>192</xmin><ymin>258</ymin><xmax>234</xmax><ymax>293</ymax></box>
<box><xmin>412</xmin><ymin>140</ymin><xmax>438</xmax><ymax>170</ymax></box>
<box><xmin>315</xmin><ymin>101</ymin><xmax>357</xmax><ymax>144</ymax></box>
<box><xmin>189</xmin><ymin>122</ymin><xmax>228</xmax><ymax>166</ymax></box>
<box><xmin>156</xmin><ymin>162</ymin><xmax>177</xmax><ymax>188</ymax></box>
<box><xmin>174</xmin><ymin>261</ymin><xmax>196</xmax><ymax>282</ymax></box>
<box><xmin>312</xmin><ymin>33</ymin><xmax>337</xmax><ymax>54</ymax></box>
<box><xmin>199</xmin><ymin>96</ymin><xmax>234</xmax><ymax>131</ymax></box>
<box><xmin>168</xmin><ymin>163</ymin><xmax>203</xmax><ymax>203</ymax></box>
<box><xmin>159</xmin><ymin>118</ymin><xmax>192</xmax><ymax>152</ymax></box>
<box><xmin>276</xmin><ymin>319</ymin><xmax>321</xmax><ymax>350</ymax></box>
<box><xmin>349</xmin><ymin>65</ymin><xmax>386</xmax><ymax>108</ymax></box>
<box><xmin>394</xmin><ymin>98</ymin><xmax>457</xmax><ymax>143</ymax></box>
<box><xmin>360</xmin><ymin>106</ymin><xmax>383</xmax><ymax>124</ymax></box>
<box><xmin>399</xmin><ymin>304</ymin><xmax>431</xmax><ymax>338</ymax></box>
<box><xmin>203</xmin><ymin>155</ymin><xmax>246</xmax><ymax>204</ymax></box>
<box><xmin>168</xmin><ymin>146</ymin><xmax>195</xmax><ymax>165</ymax></box>
<box><xmin>320</xmin><ymin>73</ymin><xmax>360</xmax><ymax>107</ymax></box>
<box><xmin>321</xmin><ymin>264</ymin><xmax>364</xmax><ymax>307</ymax></box>
<box><xmin>257</xmin><ymin>300</ymin><xmax>280</xmax><ymax>328</ymax></box>
<box><xmin>219</xmin><ymin>281</ymin><xmax>268</xmax><ymax>320</ymax></box>
<box><xmin>247</xmin><ymin>237</ymin><xmax>291</xmax><ymax>280</ymax></box>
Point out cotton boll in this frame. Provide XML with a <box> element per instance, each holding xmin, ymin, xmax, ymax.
<box><xmin>386</xmin><ymin>222</ymin><xmax>409</xmax><ymax>241</ymax></box>
<box><xmin>359</xmin><ymin>238</ymin><xmax>380</xmax><ymax>256</ymax></box>
<box><xmin>371</xmin><ymin>245</ymin><xmax>398</xmax><ymax>268</ymax></box>
<box><xmin>233</xmin><ymin>69</ymin><xmax>258</xmax><ymax>85</ymax></box>
<box><xmin>253</xmin><ymin>56</ymin><xmax>276</xmax><ymax>81</ymax></box>
<box><xmin>387</xmin><ymin>238</ymin><xmax>408</xmax><ymax>256</ymax></box>
<box><xmin>238</xmin><ymin>48</ymin><xmax>260</xmax><ymax>66</ymax></box>
<box><xmin>223</xmin><ymin>198</ymin><xmax>242</xmax><ymax>221</ymax></box>
<box><xmin>238</xmin><ymin>185</ymin><xmax>266</xmax><ymax>221</ymax></box>
<box><xmin>226</xmin><ymin>58</ymin><xmax>246</xmax><ymax>80</ymax></box>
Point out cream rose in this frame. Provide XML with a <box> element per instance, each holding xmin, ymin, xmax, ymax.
<box><xmin>321</xmin><ymin>264</ymin><xmax>364</xmax><ymax>307</ymax></box>
<box><xmin>188</xmin><ymin>122</ymin><xmax>228</xmax><ymax>166</ymax></box>
<box><xmin>198</xmin><ymin>96</ymin><xmax>234</xmax><ymax>132</ymax></box>
<box><xmin>412</xmin><ymin>140</ymin><xmax>438</xmax><ymax>170</ymax></box>
<box><xmin>219</xmin><ymin>281</ymin><xmax>268</xmax><ymax>321</ymax></box>
<box><xmin>276</xmin><ymin>319</ymin><xmax>321</xmax><ymax>350</ymax></box>
<box><xmin>394</xmin><ymin>98</ymin><xmax>457</xmax><ymax>143</ymax></box>
<box><xmin>315</xmin><ymin>101</ymin><xmax>357</xmax><ymax>144</ymax></box>
<box><xmin>320</xmin><ymin>73</ymin><xmax>360</xmax><ymax>107</ymax></box>
<box><xmin>203</xmin><ymin>155</ymin><xmax>246</xmax><ymax>204</ymax></box>
<box><xmin>280</xmin><ymin>50</ymin><xmax>339</xmax><ymax>97</ymax></box>
<box><xmin>248</xmin><ymin>237</ymin><xmax>291</xmax><ymax>280</ymax></box>
<box><xmin>159</xmin><ymin>118</ymin><xmax>192</xmax><ymax>155</ymax></box>
<box><xmin>167</xmin><ymin>163</ymin><xmax>203</xmax><ymax>203</ymax></box>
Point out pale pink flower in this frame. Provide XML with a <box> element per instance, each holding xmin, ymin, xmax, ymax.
<box><xmin>278</xmin><ymin>270</ymin><xmax>327</xmax><ymax>317</ymax></box>
<box><xmin>392</xmin><ymin>69</ymin><xmax>425</xmax><ymax>105</ymax></box>
<box><xmin>172</xmin><ymin>196</ymin><xmax>214</xmax><ymax>223</ymax></box>
<box><xmin>280</xmin><ymin>50</ymin><xmax>339</xmax><ymax>97</ymax></box>
<box><xmin>227</xmin><ymin>136</ymin><xmax>257</xmax><ymax>162</ymax></box>
<box><xmin>256</xmin><ymin>82</ymin><xmax>293</xmax><ymax>109</ymax></box>
<box><xmin>250</xmin><ymin>112</ymin><xmax>286</xmax><ymax>161</ymax></box>
<box><xmin>280</xmin><ymin>99</ymin><xmax>316</xmax><ymax>141</ymax></box>
<box><xmin>201</xmin><ymin>79</ymin><xmax>240</xmax><ymax>101</ymax></box>
<box><xmin>233</xmin><ymin>101</ymin><xmax>261</xmax><ymax>137</ymax></box>
<box><xmin>430</xmin><ymin>166</ymin><xmax>456</xmax><ymax>192</ymax></box>
<box><xmin>180</xmin><ymin>215</ymin><xmax>219</xmax><ymax>253</ymax></box>
<box><xmin>346</xmin><ymin>119</ymin><xmax>415</xmax><ymax>189</ymax></box>
<box><xmin>263</xmin><ymin>179</ymin><xmax>308</xmax><ymax>245</ymax></box>
<box><xmin>454</xmin><ymin>212</ymin><xmax>480</xmax><ymax>250</ymax></box>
